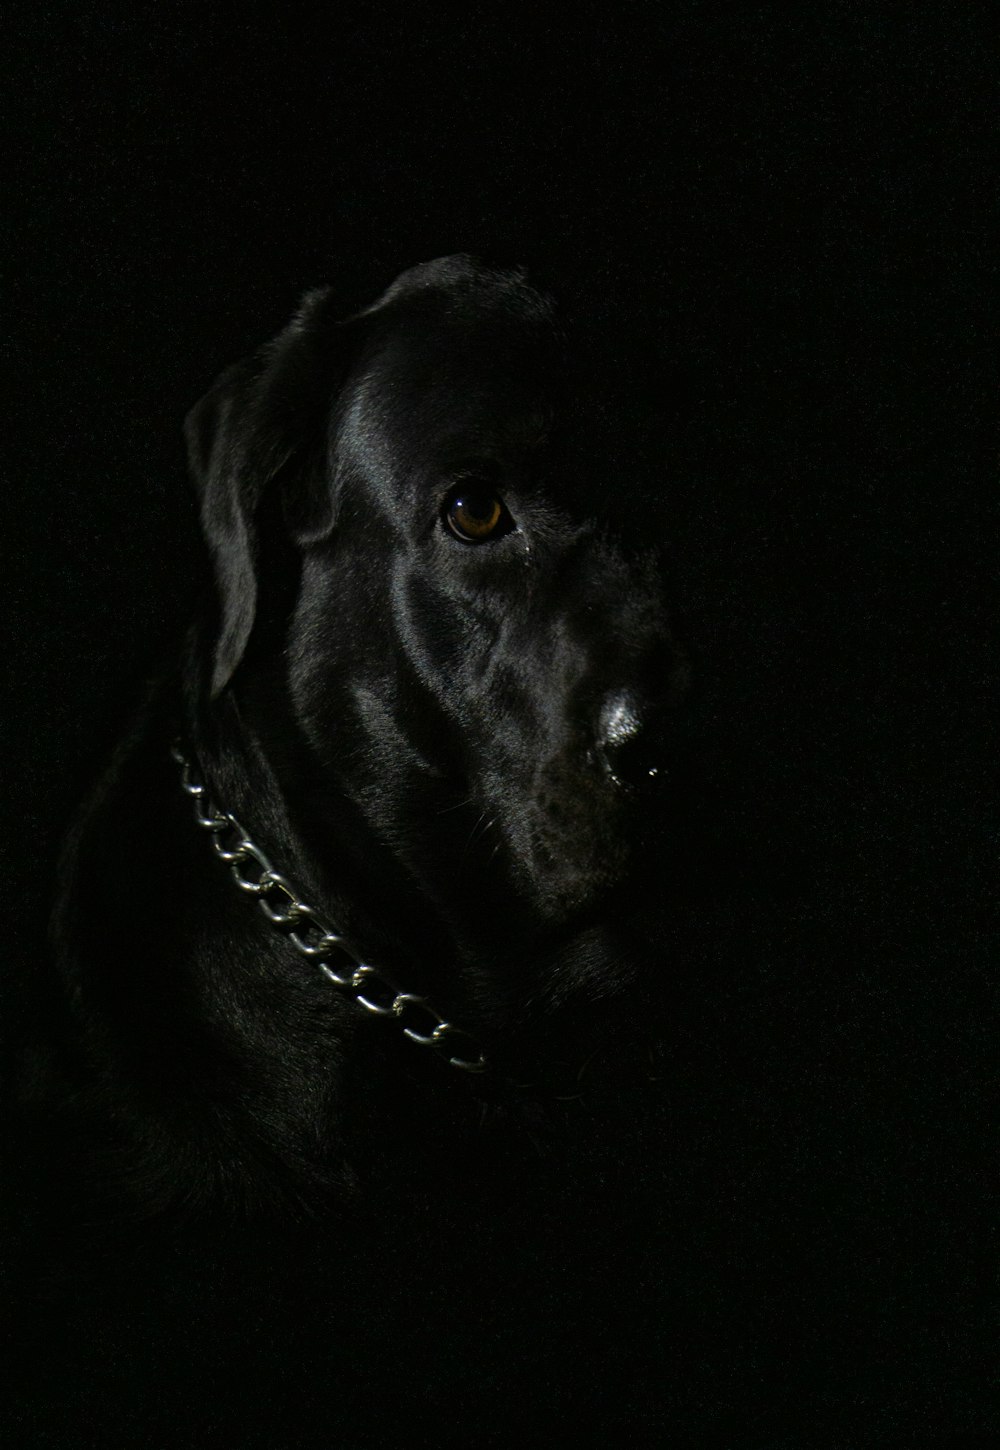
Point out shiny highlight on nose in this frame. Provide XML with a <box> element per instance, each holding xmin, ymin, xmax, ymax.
<box><xmin>600</xmin><ymin>694</ymin><xmax>641</xmax><ymax>749</ymax></box>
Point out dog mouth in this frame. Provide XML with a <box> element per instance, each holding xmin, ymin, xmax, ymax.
<box><xmin>485</xmin><ymin>763</ymin><xmax>639</xmax><ymax>922</ymax></box>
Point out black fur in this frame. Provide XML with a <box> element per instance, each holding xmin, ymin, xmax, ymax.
<box><xmin>36</xmin><ymin>256</ymin><xmax>692</xmax><ymax>1221</ymax></box>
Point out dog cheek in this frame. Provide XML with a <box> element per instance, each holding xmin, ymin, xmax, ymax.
<box><xmin>388</xmin><ymin>567</ymin><xmax>501</xmax><ymax>699</ymax></box>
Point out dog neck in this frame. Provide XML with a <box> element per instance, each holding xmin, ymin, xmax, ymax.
<box><xmin>170</xmin><ymin>737</ymin><xmax>490</xmax><ymax>1075</ymax></box>
<box><xmin>46</xmin><ymin>672</ymin><xmax>685</xmax><ymax>1219</ymax></box>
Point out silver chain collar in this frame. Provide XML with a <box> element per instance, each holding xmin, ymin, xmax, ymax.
<box><xmin>170</xmin><ymin>744</ymin><xmax>488</xmax><ymax>1074</ymax></box>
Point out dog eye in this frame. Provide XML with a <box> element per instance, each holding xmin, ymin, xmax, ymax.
<box><xmin>442</xmin><ymin>485</ymin><xmax>511</xmax><ymax>543</ymax></box>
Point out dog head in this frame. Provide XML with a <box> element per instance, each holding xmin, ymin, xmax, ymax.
<box><xmin>186</xmin><ymin>257</ymin><xmax>688</xmax><ymax>1001</ymax></box>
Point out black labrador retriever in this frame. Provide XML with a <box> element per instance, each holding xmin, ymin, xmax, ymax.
<box><xmin>37</xmin><ymin>255</ymin><xmax>690</xmax><ymax>1221</ymax></box>
<box><xmin>14</xmin><ymin>258</ymin><xmax>992</xmax><ymax>1448</ymax></box>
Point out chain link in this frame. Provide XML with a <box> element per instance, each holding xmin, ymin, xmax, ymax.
<box><xmin>170</xmin><ymin>745</ymin><xmax>488</xmax><ymax>1073</ymax></box>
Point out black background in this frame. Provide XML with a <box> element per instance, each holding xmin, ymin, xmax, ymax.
<box><xmin>6</xmin><ymin>5</ymin><xmax>995</xmax><ymax>1444</ymax></box>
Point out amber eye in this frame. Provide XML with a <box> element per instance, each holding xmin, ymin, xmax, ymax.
<box><xmin>443</xmin><ymin>484</ymin><xmax>509</xmax><ymax>543</ymax></box>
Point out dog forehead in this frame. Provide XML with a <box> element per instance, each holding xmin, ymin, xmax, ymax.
<box><xmin>333</xmin><ymin>306</ymin><xmax>557</xmax><ymax>484</ymax></box>
<box><xmin>328</xmin><ymin>263</ymin><xmax>673</xmax><ymax>522</ymax></box>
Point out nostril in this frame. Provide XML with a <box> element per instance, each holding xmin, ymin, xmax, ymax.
<box><xmin>603</xmin><ymin>731</ymin><xmax>664</xmax><ymax>789</ymax></box>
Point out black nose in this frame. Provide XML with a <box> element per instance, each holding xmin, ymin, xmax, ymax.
<box><xmin>596</xmin><ymin>693</ymin><xmax>663</xmax><ymax>789</ymax></box>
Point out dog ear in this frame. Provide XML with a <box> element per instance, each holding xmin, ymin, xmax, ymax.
<box><xmin>184</xmin><ymin>288</ymin><xmax>349</xmax><ymax>697</ymax></box>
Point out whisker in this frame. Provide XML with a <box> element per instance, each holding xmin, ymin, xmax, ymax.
<box><xmin>460</xmin><ymin>811</ymin><xmax>489</xmax><ymax>865</ymax></box>
<box><xmin>436</xmin><ymin>795</ymin><xmax>474</xmax><ymax>816</ymax></box>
